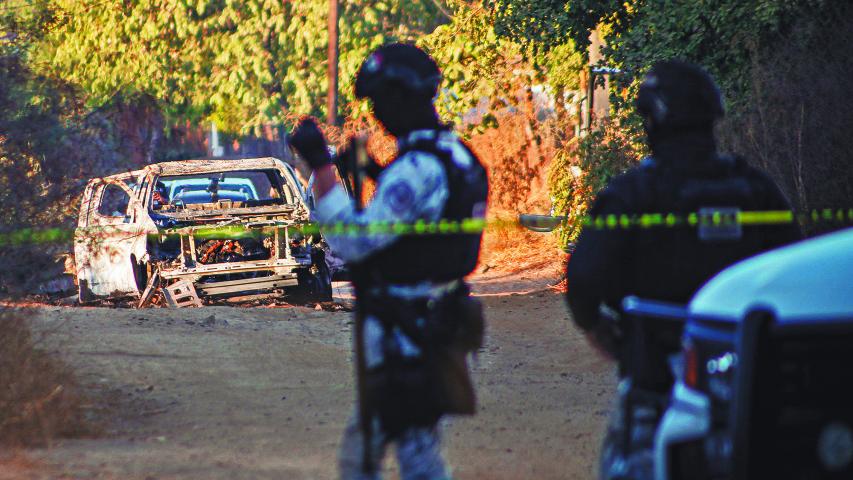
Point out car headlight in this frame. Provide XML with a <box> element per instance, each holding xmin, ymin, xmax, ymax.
<box><xmin>678</xmin><ymin>335</ymin><xmax>738</xmax><ymax>478</ymax></box>
<box><xmin>683</xmin><ymin>337</ymin><xmax>737</xmax><ymax>399</ymax></box>
<box><xmin>706</xmin><ymin>351</ymin><xmax>737</xmax><ymax>403</ymax></box>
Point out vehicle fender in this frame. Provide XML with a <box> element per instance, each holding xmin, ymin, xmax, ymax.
<box><xmin>654</xmin><ymin>382</ymin><xmax>711</xmax><ymax>480</ymax></box>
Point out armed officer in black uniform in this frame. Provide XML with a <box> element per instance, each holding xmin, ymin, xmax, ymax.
<box><xmin>289</xmin><ymin>43</ymin><xmax>488</xmax><ymax>480</ymax></box>
<box><xmin>565</xmin><ymin>60</ymin><xmax>801</xmax><ymax>479</ymax></box>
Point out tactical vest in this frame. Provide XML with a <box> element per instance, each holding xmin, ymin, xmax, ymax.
<box><xmin>361</xmin><ymin>132</ymin><xmax>488</xmax><ymax>284</ymax></box>
<box><xmin>612</xmin><ymin>155</ymin><xmax>784</xmax><ymax>389</ymax></box>
<box><xmin>625</xmin><ymin>154</ymin><xmax>775</xmax><ymax>303</ymax></box>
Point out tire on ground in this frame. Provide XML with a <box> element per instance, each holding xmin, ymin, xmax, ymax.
<box><xmin>292</xmin><ymin>250</ymin><xmax>333</xmax><ymax>303</ymax></box>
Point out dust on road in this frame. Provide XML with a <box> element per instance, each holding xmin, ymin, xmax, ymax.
<box><xmin>12</xmin><ymin>274</ymin><xmax>615</xmax><ymax>479</ymax></box>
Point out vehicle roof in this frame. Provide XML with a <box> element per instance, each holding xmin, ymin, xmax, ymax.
<box><xmin>690</xmin><ymin>227</ymin><xmax>853</xmax><ymax>321</ymax></box>
<box><xmin>147</xmin><ymin>157</ymin><xmax>292</xmax><ymax>176</ymax></box>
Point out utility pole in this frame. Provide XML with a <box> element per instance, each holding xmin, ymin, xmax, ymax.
<box><xmin>327</xmin><ymin>0</ymin><xmax>339</xmax><ymax>126</ymax></box>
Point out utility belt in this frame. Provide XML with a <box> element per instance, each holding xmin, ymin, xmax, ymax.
<box><xmin>357</xmin><ymin>279</ymin><xmax>484</xmax><ymax>437</ymax></box>
<box><xmin>361</xmin><ymin>280</ymin><xmax>484</xmax><ymax>353</ymax></box>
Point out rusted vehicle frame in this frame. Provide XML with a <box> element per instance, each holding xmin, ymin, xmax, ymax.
<box><xmin>74</xmin><ymin>157</ymin><xmax>327</xmax><ymax>305</ymax></box>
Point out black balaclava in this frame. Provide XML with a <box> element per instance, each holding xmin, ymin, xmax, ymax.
<box><xmin>636</xmin><ymin>60</ymin><xmax>725</xmax><ymax>172</ymax></box>
<box><xmin>354</xmin><ymin>43</ymin><xmax>443</xmax><ymax>138</ymax></box>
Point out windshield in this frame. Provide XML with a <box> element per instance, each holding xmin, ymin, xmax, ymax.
<box><xmin>152</xmin><ymin>169</ymin><xmax>292</xmax><ymax>210</ymax></box>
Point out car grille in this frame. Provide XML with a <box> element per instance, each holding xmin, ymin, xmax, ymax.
<box><xmin>752</xmin><ymin>331</ymin><xmax>853</xmax><ymax>479</ymax></box>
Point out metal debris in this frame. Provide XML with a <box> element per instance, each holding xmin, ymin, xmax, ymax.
<box><xmin>163</xmin><ymin>279</ymin><xmax>202</xmax><ymax>308</ymax></box>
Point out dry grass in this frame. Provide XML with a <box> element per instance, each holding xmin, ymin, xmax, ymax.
<box><xmin>0</xmin><ymin>309</ymin><xmax>87</xmax><ymax>447</ymax></box>
<box><xmin>0</xmin><ymin>451</ymin><xmax>46</xmax><ymax>480</ymax></box>
<box><xmin>325</xmin><ymin>97</ymin><xmax>568</xmax><ymax>278</ymax></box>
<box><xmin>478</xmin><ymin>223</ymin><xmax>567</xmax><ymax>277</ymax></box>
<box><xmin>469</xmin><ymin>109</ymin><xmax>565</xmax><ymax>277</ymax></box>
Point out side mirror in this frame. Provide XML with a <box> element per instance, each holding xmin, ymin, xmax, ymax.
<box><xmin>622</xmin><ymin>296</ymin><xmax>688</xmax><ymax>322</ymax></box>
<box><xmin>518</xmin><ymin>214</ymin><xmax>565</xmax><ymax>232</ymax></box>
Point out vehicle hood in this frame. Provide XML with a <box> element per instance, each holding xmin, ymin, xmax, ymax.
<box><xmin>689</xmin><ymin>227</ymin><xmax>853</xmax><ymax>322</ymax></box>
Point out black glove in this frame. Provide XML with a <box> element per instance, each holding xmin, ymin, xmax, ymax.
<box><xmin>289</xmin><ymin>118</ymin><xmax>331</xmax><ymax>170</ymax></box>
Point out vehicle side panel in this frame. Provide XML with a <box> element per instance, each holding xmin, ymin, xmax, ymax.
<box><xmin>74</xmin><ymin>174</ymin><xmax>148</xmax><ymax>297</ymax></box>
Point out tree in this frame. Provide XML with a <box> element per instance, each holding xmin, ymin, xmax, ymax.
<box><xmin>488</xmin><ymin>0</ymin><xmax>625</xmax><ymax>54</ymax></box>
<box><xmin>488</xmin><ymin>0</ymin><xmax>831</xmax><ymax>108</ymax></box>
<box><xmin>34</xmin><ymin>0</ymin><xmax>448</xmax><ymax>133</ymax></box>
<box><xmin>421</xmin><ymin>2</ymin><xmax>582</xmax><ymax>131</ymax></box>
<box><xmin>494</xmin><ymin>0</ymin><xmax>852</xmax><ymax>246</ymax></box>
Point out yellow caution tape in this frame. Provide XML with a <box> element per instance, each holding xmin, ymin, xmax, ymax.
<box><xmin>0</xmin><ymin>209</ymin><xmax>851</xmax><ymax>246</ymax></box>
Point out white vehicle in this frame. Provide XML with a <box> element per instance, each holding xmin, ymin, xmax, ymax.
<box><xmin>74</xmin><ymin>158</ymin><xmax>333</xmax><ymax>305</ymax></box>
<box><xmin>654</xmin><ymin>227</ymin><xmax>853</xmax><ymax>479</ymax></box>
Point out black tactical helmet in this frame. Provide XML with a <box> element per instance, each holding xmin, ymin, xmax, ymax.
<box><xmin>636</xmin><ymin>60</ymin><xmax>724</xmax><ymax>131</ymax></box>
<box><xmin>354</xmin><ymin>43</ymin><xmax>442</xmax><ymax>100</ymax></box>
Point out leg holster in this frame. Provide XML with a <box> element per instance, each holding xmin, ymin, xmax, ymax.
<box><xmin>361</xmin><ymin>285</ymin><xmax>481</xmax><ymax>438</ymax></box>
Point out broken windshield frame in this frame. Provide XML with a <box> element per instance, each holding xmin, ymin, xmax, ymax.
<box><xmin>150</xmin><ymin>169</ymin><xmax>295</xmax><ymax>210</ymax></box>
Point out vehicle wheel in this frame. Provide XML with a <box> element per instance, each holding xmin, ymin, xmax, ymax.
<box><xmin>78</xmin><ymin>279</ymin><xmax>94</xmax><ymax>304</ymax></box>
<box><xmin>131</xmin><ymin>255</ymin><xmax>149</xmax><ymax>293</ymax></box>
<box><xmin>293</xmin><ymin>261</ymin><xmax>332</xmax><ymax>303</ymax></box>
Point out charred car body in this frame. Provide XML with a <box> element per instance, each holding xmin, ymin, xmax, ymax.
<box><xmin>74</xmin><ymin>158</ymin><xmax>332</xmax><ymax>305</ymax></box>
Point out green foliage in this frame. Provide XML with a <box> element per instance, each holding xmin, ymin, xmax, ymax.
<box><xmin>493</xmin><ymin>0</ymin><xmax>842</xmax><ymax>249</ymax></box>
<box><xmin>548</xmin><ymin>119</ymin><xmax>644</xmax><ymax>246</ymax></box>
<box><xmin>1</xmin><ymin>5</ymin><xmax>168</xmax><ymax>292</ymax></box>
<box><xmin>719</xmin><ymin>3</ymin><xmax>853</xmax><ymax>218</ymax></box>
<box><xmin>0</xmin><ymin>2</ymin><xmax>135</xmax><ymax>225</ymax></box>
<box><xmin>14</xmin><ymin>0</ymin><xmax>584</xmax><ymax>138</ymax></box>
<box><xmin>490</xmin><ymin>0</ymin><xmax>829</xmax><ymax>110</ymax></box>
<box><xmin>34</xmin><ymin>0</ymin><xmax>447</xmax><ymax>133</ymax></box>
<box><xmin>419</xmin><ymin>3</ymin><xmax>526</xmax><ymax>130</ymax></box>
<box><xmin>488</xmin><ymin>0</ymin><xmax>626</xmax><ymax>53</ymax></box>
<box><xmin>598</xmin><ymin>0</ymin><xmax>829</xmax><ymax>113</ymax></box>
<box><xmin>540</xmin><ymin>40</ymin><xmax>583</xmax><ymax>93</ymax></box>
<box><xmin>0</xmin><ymin>12</ymin><xmax>76</xmax><ymax>224</ymax></box>
<box><xmin>421</xmin><ymin>2</ymin><xmax>583</xmax><ymax>136</ymax></box>
<box><xmin>3</xmin><ymin>0</ymin><xmax>592</xmax><ymax>251</ymax></box>
<box><xmin>0</xmin><ymin>50</ymin><xmax>114</xmax><ymax>228</ymax></box>
<box><xmin>546</xmin><ymin>145</ymin><xmax>585</xmax><ymax>246</ymax></box>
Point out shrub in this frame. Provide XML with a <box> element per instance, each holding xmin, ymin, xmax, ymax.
<box><xmin>548</xmin><ymin>119</ymin><xmax>644</xmax><ymax>249</ymax></box>
<box><xmin>720</xmin><ymin>2</ymin><xmax>853</xmax><ymax>232</ymax></box>
<box><xmin>0</xmin><ymin>309</ymin><xmax>87</xmax><ymax>447</ymax></box>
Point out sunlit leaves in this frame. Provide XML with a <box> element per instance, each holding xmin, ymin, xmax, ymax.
<box><xmin>29</xmin><ymin>0</ymin><xmax>446</xmax><ymax>133</ymax></box>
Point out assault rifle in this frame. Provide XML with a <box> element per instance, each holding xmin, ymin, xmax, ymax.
<box><xmin>336</xmin><ymin>136</ymin><xmax>376</xmax><ymax>474</ymax></box>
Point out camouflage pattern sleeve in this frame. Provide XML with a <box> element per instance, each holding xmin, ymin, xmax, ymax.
<box><xmin>312</xmin><ymin>151</ymin><xmax>449</xmax><ymax>262</ymax></box>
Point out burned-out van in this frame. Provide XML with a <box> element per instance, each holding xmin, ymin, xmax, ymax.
<box><xmin>74</xmin><ymin>158</ymin><xmax>332</xmax><ymax>306</ymax></box>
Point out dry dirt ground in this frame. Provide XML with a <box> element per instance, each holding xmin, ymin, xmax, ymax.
<box><xmin>3</xmin><ymin>271</ymin><xmax>615</xmax><ymax>480</ymax></box>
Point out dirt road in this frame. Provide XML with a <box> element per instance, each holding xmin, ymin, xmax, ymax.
<box><xmin>12</xmin><ymin>274</ymin><xmax>615</xmax><ymax>479</ymax></box>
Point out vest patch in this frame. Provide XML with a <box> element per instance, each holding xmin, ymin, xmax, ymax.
<box><xmin>385</xmin><ymin>181</ymin><xmax>416</xmax><ymax>215</ymax></box>
<box><xmin>361</xmin><ymin>131</ymin><xmax>488</xmax><ymax>284</ymax></box>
